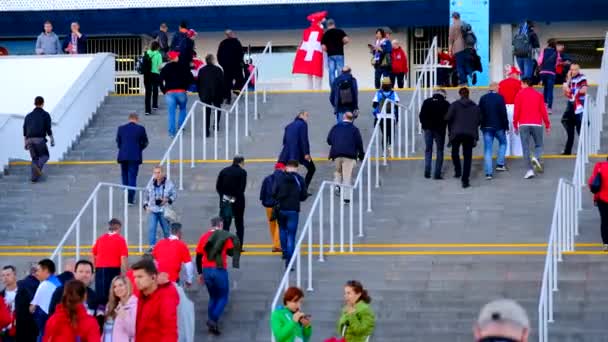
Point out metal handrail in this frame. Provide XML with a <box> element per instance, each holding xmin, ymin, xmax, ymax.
<box><xmin>538</xmin><ymin>31</ymin><xmax>608</xmax><ymax>342</ymax></box>
<box><xmin>407</xmin><ymin>36</ymin><xmax>438</xmax><ymax>134</ymax></box>
<box><xmin>270</xmin><ymin>115</ymin><xmax>385</xmax><ymax>342</ymax></box>
<box><xmin>49</xmin><ymin>182</ymin><xmax>146</xmax><ymax>270</ymax></box>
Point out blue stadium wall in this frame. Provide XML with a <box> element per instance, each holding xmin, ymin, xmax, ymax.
<box><xmin>0</xmin><ymin>0</ymin><xmax>607</xmax><ymax>38</ymax></box>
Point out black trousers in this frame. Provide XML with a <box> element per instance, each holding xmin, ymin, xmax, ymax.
<box><xmin>451</xmin><ymin>135</ymin><xmax>474</xmax><ymax>184</ymax></box>
<box><xmin>204</xmin><ymin>100</ymin><xmax>224</xmax><ymax>137</ymax></box>
<box><xmin>95</xmin><ymin>267</ymin><xmax>121</xmax><ymax>305</ymax></box>
<box><xmin>597</xmin><ymin>200</ymin><xmax>608</xmax><ymax>244</ymax></box>
<box><xmin>302</xmin><ymin>159</ymin><xmax>316</xmax><ymax>187</ymax></box>
<box><xmin>222</xmin><ymin>198</ymin><xmax>245</xmax><ymax>246</ymax></box>
<box><xmin>223</xmin><ymin>66</ymin><xmax>245</xmax><ymax>103</ymax></box>
<box><xmin>27</xmin><ymin>138</ymin><xmax>49</xmax><ymax>182</ymax></box>
<box><xmin>562</xmin><ymin>102</ymin><xmax>582</xmax><ymax>154</ymax></box>
<box><xmin>390</xmin><ymin>72</ymin><xmax>406</xmax><ymax>89</ymax></box>
<box><xmin>144</xmin><ymin>73</ymin><xmax>160</xmax><ymax>114</ymax></box>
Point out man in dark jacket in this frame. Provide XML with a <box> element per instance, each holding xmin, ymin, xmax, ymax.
<box><xmin>217</xmin><ymin>29</ymin><xmax>245</xmax><ymax>104</ymax></box>
<box><xmin>216</xmin><ymin>156</ymin><xmax>247</xmax><ymax>248</ymax></box>
<box><xmin>178</xmin><ymin>29</ymin><xmax>196</xmax><ymax>68</ymax></box>
<box><xmin>260</xmin><ymin>163</ymin><xmax>285</xmax><ymax>253</ymax></box>
<box><xmin>14</xmin><ymin>264</ymin><xmax>39</xmax><ymax>342</ymax></box>
<box><xmin>330</xmin><ymin>66</ymin><xmax>359</xmax><ymax>123</ymax></box>
<box><xmin>479</xmin><ymin>82</ymin><xmax>509</xmax><ymax>179</ymax></box>
<box><xmin>116</xmin><ymin>113</ymin><xmax>149</xmax><ymax>204</ymax></box>
<box><xmin>160</xmin><ymin>51</ymin><xmax>194</xmax><ymax>137</ymax></box>
<box><xmin>279</xmin><ymin>111</ymin><xmax>315</xmax><ymax>188</ymax></box>
<box><xmin>327</xmin><ymin>112</ymin><xmax>364</xmax><ymax>203</ymax></box>
<box><xmin>419</xmin><ymin>89</ymin><xmax>450</xmax><ymax>180</ymax></box>
<box><xmin>170</xmin><ymin>21</ymin><xmax>189</xmax><ymax>52</ymax></box>
<box><xmin>446</xmin><ymin>87</ymin><xmax>481</xmax><ymax>188</ymax></box>
<box><xmin>61</xmin><ymin>22</ymin><xmax>86</xmax><ymax>54</ymax></box>
<box><xmin>23</xmin><ymin>96</ymin><xmax>54</xmax><ymax>183</ymax></box>
<box><xmin>272</xmin><ymin>160</ymin><xmax>308</xmax><ymax>268</ymax></box>
<box><xmin>154</xmin><ymin>23</ymin><xmax>169</xmax><ymax>60</ymax></box>
<box><xmin>198</xmin><ymin>54</ymin><xmax>225</xmax><ymax>137</ymax></box>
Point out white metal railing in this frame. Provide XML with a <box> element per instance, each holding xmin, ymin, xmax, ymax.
<box><xmin>270</xmin><ymin>116</ymin><xmax>386</xmax><ymax>342</ymax></box>
<box><xmin>538</xmin><ymin>31</ymin><xmax>608</xmax><ymax>342</ymax></box>
<box><xmin>49</xmin><ymin>183</ymin><xmax>146</xmax><ymax>270</ymax></box>
<box><xmin>407</xmin><ymin>36</ymin><xmax>438</xmax><ymax>135</ymax></box>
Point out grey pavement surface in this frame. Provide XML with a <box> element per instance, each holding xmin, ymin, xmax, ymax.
<box><xmin>1</xmin><ymin>87</ymin><xmax>607</xmax><ymax>341</ymax></box>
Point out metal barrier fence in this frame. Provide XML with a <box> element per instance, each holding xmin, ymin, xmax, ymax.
<box><xmin>49</xmin><ymin>183</ymin><xmax>146</xmax><ymax>270</ymax></box>
<box><xmin>408</xmin><ymin>36</ymin><xmax>438</xmax><ymax>135</ymax></box>
<box><xmin>538</xmin><ymin>31</ymin><xmax>608</xmax><ymax>342</ymax></box>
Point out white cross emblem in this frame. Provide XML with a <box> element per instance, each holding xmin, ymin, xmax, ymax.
<box><xmin>299</xmin><ymin>31</ymin><xmax>322</xmax><ymax>62</ymax></box>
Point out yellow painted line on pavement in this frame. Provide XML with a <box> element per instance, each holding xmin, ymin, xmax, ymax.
<box><xmin>0</xmin><ymin>250</ymin><xmax>606</xmax><ymax>257</ymax></box>
<box><xmin>8</xmin><ymin>154</ymin><xmax>587</xmax><ymax>166</ymax></box>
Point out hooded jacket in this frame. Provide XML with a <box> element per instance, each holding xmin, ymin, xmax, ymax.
<box><xmin>146</xmin><ymin>49</ymin><xmax>163</xmax><ymax>74</ymax></box>
<box><xmin>135</xmin><ymin>283</ymin><xmax>179</xmax><ymax>342</ymax></box>
<box><xmin>445</xmin><ymin>98</ymin><xmax>481</xmax><ymax>141</ymax></box>
<box><xmin>419</xmin><ymin>93</ymin><xmax>450</xmax><ymax>132</ymax></box>
<box><xmin>260</xmin><ymin>170</ymin><xmax>284</xmax><ymax>208</ymax></box>
<box><xmin>273</xmin><ymin>171</ymin><xmax>308</xmax><ymax>212</ymax></box>
<box><xmin>337</xmin><ymin>301</ymin><xmax>375</xmax><ymax>342</ymax></box>
<box><xmin>270</xmin><ymin>306</ymin><xmax>312</xmax><ymax>342</ymax></box>
<box><xmin>43</xmin><ymin>304</ymin><xmax>100</xmax><ymax>342</ymax></box>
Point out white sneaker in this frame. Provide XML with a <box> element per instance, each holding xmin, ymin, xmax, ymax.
<box><xmin>531</xmin><ymin>157</ymin><xmax>543</xmax><ymax>173</ymax></box>
<box><xmin>524</xmin><ymin>170</ymin><xmax>535</xmax><ymax>179</ymax></box>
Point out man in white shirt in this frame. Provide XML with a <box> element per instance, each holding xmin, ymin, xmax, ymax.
<box><xmin>1</xmin><ymin>265</ymin><xmax>17</xmax><ymax>341</ymax></box>
<box><xmin>29</xmin><ymin>259</ymin><xmax>60</xmax><ymax>340</ymax></box>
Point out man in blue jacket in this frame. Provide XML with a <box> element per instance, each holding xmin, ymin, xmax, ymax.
<box><xmin>330</xmin><ymin>66</ymin><xmax>359</xmax><ymax>123</ymax></box>
<box><xmin>478</xmin><ymin>82</ymin><xmax>509</xmax><ymax>180</ymax></box>
<box><xmin>278</xmin><ymin>111</ymin><xmax>315</xmax><ymax>188</ymax></box>
<box><xmin>327</xmin><ymin>112</ymin><xmax>364</xmax><ymax>203</ymax></box>
<box><xmin>259</xmin><ymin>162</ymin><xmax>285</xmax><ymax>252</ymax></box>
<box><xmin>116</xmin><ymin>113</ymin><xmax>149</xmax><ymax>205</ymax></box>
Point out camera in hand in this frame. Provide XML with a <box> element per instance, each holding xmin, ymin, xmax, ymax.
<box><xmin>155</xmin><ymin>199</ymin><xmax>163</xmax><ymax>205</ymax></box>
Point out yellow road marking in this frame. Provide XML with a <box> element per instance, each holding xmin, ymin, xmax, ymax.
<box><xmin>0</xmin><ymin>250</ymin><xmax>605</xmax><ymax>257</ymax></box>
<box><xmin>8</xmin><ymin>154</ymin><xmax>591</xmax><ymax>166</ymax></box>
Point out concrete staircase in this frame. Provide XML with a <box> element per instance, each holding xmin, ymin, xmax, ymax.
<box><xmin>0</xmin><ymin>88</ymin><xmax>606</xmax><ymax>341</ymax></box>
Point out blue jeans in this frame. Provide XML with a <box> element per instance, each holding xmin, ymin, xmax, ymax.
<box><xmin>540</xmin><ymin>73</ymin><xmax>555</xmax><ymax>109</ymax></box>
<box><xmin>279</xmin><ymin>210</ymin><xmax>299</xmax><ymax>267</ymax></box>
<box><xmin>33</xmin><ymin>307</ymin><xmax>48</xmax><ymax>342</ymax></box>
<box><xmin>455</xmin><ymin>50</ymin><xmax>472</xmax><ymax>85</ymax></box>
<box><xmin>120</xmin><ymin>161</ymin><xmax>139</xmax><ymax>203</ymax></box>
<box><xmin>327</xmin><ymin>55</ymin><xmax>345</xmax><ymax>88</ymax></box>
<box><xmin>165</xmin><ymin>92</ymin><xmax>188</xmax><ymax>137</ymax></box>
<box><xmin>516</xmin><ymin>57</ymin><xmax>534</xmax><ymax>80</ymax></box>
<box><xmin>203</xmin><ymin>268</ymin><xmax>229</xmax><ymax>324</ymax></box>
<box><xmin>423</xmin><ymin>129</ymin><xmax>445</xmax><ymax>178</ymax></box>
<box><xmin>482</xmin><ymin>128</ymin><xmax>507</xmax><ymax>176</ymax></box>
<box><xmin>148</xmin><ymin>211</ymin><xmax>169</xmax><ymax>246</ymax></box>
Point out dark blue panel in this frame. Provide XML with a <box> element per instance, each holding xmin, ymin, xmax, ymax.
<box><xmin>0</xmin><ymin>0</ymin><xmax>605</xmax><ymax>38</ymax></box>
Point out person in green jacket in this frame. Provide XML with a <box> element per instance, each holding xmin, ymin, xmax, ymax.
<box><xmin>271</xmin><ymin>286</ymin><xmax>312</xmax><ymax>342</ymax></box>
<box><xmin>144</xmin><ymin>41</ymin><xmax>163</xmax><ymax>115</ymax></box>
<box><xmin>337</xmin><ymin>280</ymin><xmax>375</xmax><ymax>342</ymax></box>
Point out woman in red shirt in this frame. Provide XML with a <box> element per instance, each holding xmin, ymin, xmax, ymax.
<box><xmin>589</xmin><ymin>160</ymin><xmax>608</xmax><ymax>251</ymax></box>
<box><xmin>390</xmin><ymin>40</ymin><xmax>408</xmax><ymax>89</ymax></box>
<box><xmin>43</xmin><ymin>280</ymin><xmax>101</xmax><ymax>342</ymax></box>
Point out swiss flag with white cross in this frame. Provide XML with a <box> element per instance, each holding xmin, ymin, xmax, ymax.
<box><xmin>292</xmin><ymin>25</ymin><xmax>324</xmax><ymax>77</ymax></box>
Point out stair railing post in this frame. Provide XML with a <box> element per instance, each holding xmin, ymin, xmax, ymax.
<box><xmin>329</xmin><ymin>185</ymin><xmax>335</xmax><ymax>253</ymax></box>
<box><xmin>307</xmin><ymin>221</ymin><xmax>313</xmax><ymax>291</ymax></box>
<box><xmin>319</xmin><ymin>193</ymin><xmax>324</xmax><ymax>262</ymax></box>
<box><xmin>124</xmin><ymin>188</ymin><xmax>129</xmax><ymax>245</ymax></box>
<box><xmin>139</xmin><ymin>190</ymin><xmax>143</xmax><ymax>253</ymax></box>
<box><xmin>191</xmin><ymin>103</ymin><xmax>195</xmax><ymax>168</ymax></box>
<box><xmin>203</xmin><ymin>105</ymin><xmax>207</xmax><ymax>160</ymax></box>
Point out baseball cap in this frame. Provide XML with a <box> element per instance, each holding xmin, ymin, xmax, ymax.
<box><xmin>381</xmin><ymin>78</ymin><xmax>392</xmax><ymax>86</ymax></box>
<box><xmin>477</xmin><ymin>299</ymin><xmax>530</xmax><ymax>329</ymax></box>
<box><xmin>168</xmin><ymin>51</ymin><xmax>180</xmax><ymax>60</ymax></box>
<box><xmin>508</xmin><ymin>66</ymin><xmax>522</xmax><ymax>76</ymax></box>
<box><xmin>275</xmin><ymin>162</ymin><xmax>286</xmax><ymax>170</ymax></box>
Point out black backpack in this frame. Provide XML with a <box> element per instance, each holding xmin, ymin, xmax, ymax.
<box><xmin>136</xmin><ymin>52</ymin><xmax>152</xmax><ymax>75</ymax></box>
<box><xmin>460</xmin><ymin>22</ymin><xmax>477</xmax><ymax>48</ymax></box>
<box><xmin>338</xmin><ymin>78</ymin><xmax>354</xmax><ymax>106</ymax></box>
<box><xmin>513</xmin><ymin>24</ymin><xmax>531</xmax><ymax>57</ymax></box>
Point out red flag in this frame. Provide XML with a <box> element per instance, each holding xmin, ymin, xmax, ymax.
<box><xmin>292</xmin><ymin>11</ymin><xmax>326</xmax><ymax>77</ymax></box>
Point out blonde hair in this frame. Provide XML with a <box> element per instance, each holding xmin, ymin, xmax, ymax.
<box><xmin>105</xmin><ymin>276</ymin><xmax>132</xmax><ymax>320</ymax></box>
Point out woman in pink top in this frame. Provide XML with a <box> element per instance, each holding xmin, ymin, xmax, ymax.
<box><xmin>103</xmin><ymin>276</ymin><xmax>138</xmax><ymax>342</ymax></box>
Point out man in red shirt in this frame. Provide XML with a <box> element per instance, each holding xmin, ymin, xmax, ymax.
<box><xmin>91</xmin><ymin>218</ymin><xmax>128</xmax><ymax>304</ymax></box>
<box><xmin>132</xmin><ymin>258</ymin><xmax>179</xmax><ymax>342</ymax></box>
<box><xmin>195</xmin><ymin>216</ymin><xmax>241</xmax><ymax>336</ymax></box>
<box><xmin>499</xmin><ymin>66</ymin><xmax>523</xmax><ymax>157</ymax></box>
<box><xmin>514</xmin><ymin>77</ymin><xmax>551</xmax><ymax>179</ymax></box>
<box><xmin>152</xmin><ymin>222</ymin><xmax>193</xmax><ymax>287</ymax></box>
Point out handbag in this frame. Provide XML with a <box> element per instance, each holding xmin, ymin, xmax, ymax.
<box><xmin>591</xmin><ymin>167</ymin><xmax>602</xmax><ymax>194</ymax></box>
<box><xmin>163</xmin><ymin>206</ymin><xmax>178</xmax><ymax>222</ymax></box>
<box><xmin>219</xmin><ymin>196</ymin><xmax>235</xmax><ymax>219</ymax></box>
